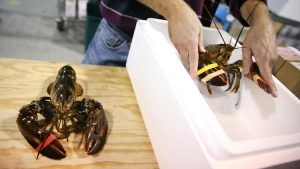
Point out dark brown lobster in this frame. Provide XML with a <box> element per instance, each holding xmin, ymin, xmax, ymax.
<box><xmin>17</xmin><ymin>65</ymin><xmax>108</xmax><ymax>160</ymax></box>
<box><xmin>197</xmin><ymin>2</ymin><xmax>270</xmax><ymax>95</ymax></box>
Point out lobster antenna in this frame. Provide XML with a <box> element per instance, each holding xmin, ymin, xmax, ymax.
<box><xmin>203</xmin><ymin>3</ymin><xmax>226</xmax><ymax>44</ymax></box>
<box><xmin>63</xmin><ymin>117</ymin><xmax>69</xmax><ymax>142</ymax></box>
<box><xmin>234</xmin><ymin>1</ymin><xmax>261</xmax><ymax>48</ymax></box>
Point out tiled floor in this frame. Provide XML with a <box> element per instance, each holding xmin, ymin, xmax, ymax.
<box><xmin>0</xmin><ymin>0</ymin><xmax>85</xmax><ymax>63</ymax></box>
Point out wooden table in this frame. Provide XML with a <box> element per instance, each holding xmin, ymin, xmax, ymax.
<box><xmin>0</xmin><ymin>58</ymin><xmax>158</xmax><ymax>169</ymax></box>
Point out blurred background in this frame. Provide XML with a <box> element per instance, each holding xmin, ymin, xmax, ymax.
<box><xmin>0</xmin><ymin>0</ymin><xmax>87</xmax><ymax>63</ymax></box>
<box><xmin>0</xmin><ymin>0</ymin><xmax>299</xmax><ymax>63</ymax></box>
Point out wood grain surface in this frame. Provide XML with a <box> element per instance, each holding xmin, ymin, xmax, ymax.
<box><xmin>0</xmin><ymin>58</ymin><xmax>158</xmax><ymax>169</ymax></box>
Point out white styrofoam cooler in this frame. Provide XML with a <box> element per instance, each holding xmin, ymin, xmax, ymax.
<box><xmin>126</xmin><ymin>19</ymin><xmax>300</xmax><ymax>169</ymax></box>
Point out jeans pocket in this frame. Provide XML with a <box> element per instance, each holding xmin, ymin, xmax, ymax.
<box><xmin>100</xmin><ymin>21</ymin><xmax>127</xmax><ymax>49</ymax></box>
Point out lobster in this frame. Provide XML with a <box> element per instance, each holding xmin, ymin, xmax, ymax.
<box><xmin>16</xmin><ymin>65</ymin><xmax>108</xmax><ymax>160</ymax></box>
<box><xmin>197</xmin><ymin>2</ymin><xmax>270</xmax><ymax>95</ymax></box>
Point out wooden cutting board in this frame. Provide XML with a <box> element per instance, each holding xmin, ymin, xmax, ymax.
<box><xmin>0</xmin><ymin>58</ymin><xmax>158</xmax><ymax>169</ymax></box>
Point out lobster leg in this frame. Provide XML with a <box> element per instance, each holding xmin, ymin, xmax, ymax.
<box><xmin>16</xmin><ymin>98</ymin><xmax>67</xmax><ymax>160</ymax></box>
<box><xmin>81</xmin><ymin>99</ymin><xmax>108</xmax><ymax>155</ymax></box>
<box><xmin>231</xmin><ymin>72</ymin><xmax>242</xmax><ymax>93</ymax></box>
<box><xmin>223</xmin><ymin>60</ymin><xmax>242</xmax><ymax>92</ymax></box>
<box><xmin>225</xmin><ymin>73</ymin><xmax>233</xmax><ymax>91</ymax></box>
<box><xmin>206</xmin><ymin>83</ymin><xmax>213</xmax><ymax>95</ymax></box>
<box><xmin>225</xmin><ymin>72</ymin><xmax>235</xmax><ymax>92</ymax></box>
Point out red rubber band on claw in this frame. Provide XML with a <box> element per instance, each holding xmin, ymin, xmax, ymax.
<box><xmin>35</xmin><ymin>134</ymin><xmax>56</xmax><ymax>152</ymax></box>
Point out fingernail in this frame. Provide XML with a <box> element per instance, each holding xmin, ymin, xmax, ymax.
<box><xmin>190</xmin><ymin>73</ymin><xmax>196</xmax><ymax>79</ymax></box>
<box><xmin>243</xmin><ymin>68</ymin><xmax>249</xmax><ymax>75</ymax></box>
<box><xmin>272</xmin><ymin>90</ymin><xmax>278</xmax><ymax>98</ymax></box>
<box><xmin>190</xmin><ymin>70</ymin><xmax>197</xmax><ymax>79</ymax></box>
<box><xmin>199</xmin><ymin>46</ymin><xmax>206</xmax><ymax>52</ymax></box>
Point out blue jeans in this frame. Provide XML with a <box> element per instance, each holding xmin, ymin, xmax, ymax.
<box><xmin>82</xmin><ymin>18</ymin><xmax>131</xmax><ymax>66</ymax></box>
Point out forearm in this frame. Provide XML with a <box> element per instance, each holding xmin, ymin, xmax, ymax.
<box><xmin>240</xmin><ymin>0</ymin><xmax>272</xmax><ymax>26</ymax></box>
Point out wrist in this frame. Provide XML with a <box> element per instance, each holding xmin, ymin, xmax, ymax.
<box><xmin>164</xmin><ymin>1</ymin><xmax>192</xmax><ymax>19</ymax></box>
<box><xmin>240</xmin><ymin>0</ymin><xmax>271</xmax><ymax>26</ymax></box>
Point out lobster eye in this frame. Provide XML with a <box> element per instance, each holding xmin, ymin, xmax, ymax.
<box><xmin>51</xmin><ymin>85</ymin><xmax>75</xmax><ymax>111</ymax></box>
<box><xmin>65</xmin><ymin>94</ymin><xmax>74</xmax><ymax>109</ymax></box>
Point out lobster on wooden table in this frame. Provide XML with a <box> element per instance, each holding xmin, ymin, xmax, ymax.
<box><xmin>197</xmin><ymin>2</ymin><xmax>270</xmax><ymax>95</ymax></box>
<box><xmin>16</xmin><ymin>65</ymin><xmax>108</xmax><ymax>160</ymax></box>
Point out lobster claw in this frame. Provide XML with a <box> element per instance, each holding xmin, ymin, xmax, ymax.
<box><xmin>84</xmin><ymin>100</ymin><xmax>108</xmax><ymax>155</ymax></box>
<box><xmin>17</xmin><ymin>104</ymin><xmax>67</xmax><ymax>160</ymax></box>
<box><xmin>246</xmin><ymin>62</ymin><xmax>271</xmax><ymax>94</ymax></box>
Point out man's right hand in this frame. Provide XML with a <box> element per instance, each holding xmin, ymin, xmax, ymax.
<box><xmin>138</xmin><ymin>0</ymin><xmax>205</xmax><ymax>78</ymax></box>
<box><xmin>166</xmin><ymin>2</ymin><xmax>206</xmax><ymax>78</ymax></box>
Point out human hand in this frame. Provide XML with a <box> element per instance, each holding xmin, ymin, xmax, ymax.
<box><xmin>240</xmin><ymin>0</ymin><xmax>278</xmax><ymax>97</ymax></box>
<box><xmin>167</xmin><ymin>5</ymin><xmax>206</xmax><ymax>79</ymax></box>
<box><xmin>137</xmin><ymin>0</ymin><xmax>205</xmax><ymax>78</ymax></box>
<box><xmin>242</xmin><ymin>19</ymin><xmax>278</xmax><ymax>97</ymax></box>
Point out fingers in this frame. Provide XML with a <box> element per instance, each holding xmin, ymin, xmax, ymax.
<box><xmin>188</xmin><ymin>42</ymin><xmax>199</xmax><ymax>79</ymax></box>
<box><xmin>243</xmin><ymin>42</ymin><xmax>277</xmax><ymax>97</ymax></box>
<box><xmin>166</xmin><ymin>7</ymin><xmax>203</xmax><ymax>79</ymax></box>
<box><xmin>178</xmin><ymin>43</ymin><xmax>199</xmax><ymax>79</ymax></box>
<box><xmin>261</xmin><ymin>49</ymin><xmax>278</xmax><ymax>97</ymax></box>
<box><xmin>269</xmin><ymin>48</ymin><xmax>278</xmax><ymax>68</ymax></box>
<box><xmin>179</xmin><ymin>48</ymin><xmax>189</xmax><ymax>63</ymax></box>
<box><xmin>256</xmin><ymin>61</ymin><xmax>278</xmax><ymax>97</ymax></box>
<box><xmin>242</xmin><ymin>45</ymin><xmax>253</xmax><ymax>75</ymax></box>
<box><xmin>176</xmin><ymin>28</ymin><xmax>204</xmax><ymax>79</ymax></box>
<box><xmin>179</xmin><ymin>48</ymin><xmax>189</xmax><ymax>70</ymax></box>
<box><xmin>189</xmin><ymin>29</ymin><xmax>205</xmax><ymax>78</ymax></box>
<box><xmin>198</xmin><ymin>28</ymin><xmax>206</xmax><ymax>53</ymax></box>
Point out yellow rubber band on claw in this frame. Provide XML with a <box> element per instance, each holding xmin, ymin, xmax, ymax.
<box><xmin>197</xmin><ymin>63</ymin><xmax>219</xmax><ymax>75</ymax></box>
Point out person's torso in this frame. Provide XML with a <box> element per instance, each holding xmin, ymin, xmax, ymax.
<box><xmin>100</xmin><ymin>0</ymin><xmax>221</xmax><ymax>35</ymax></box>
